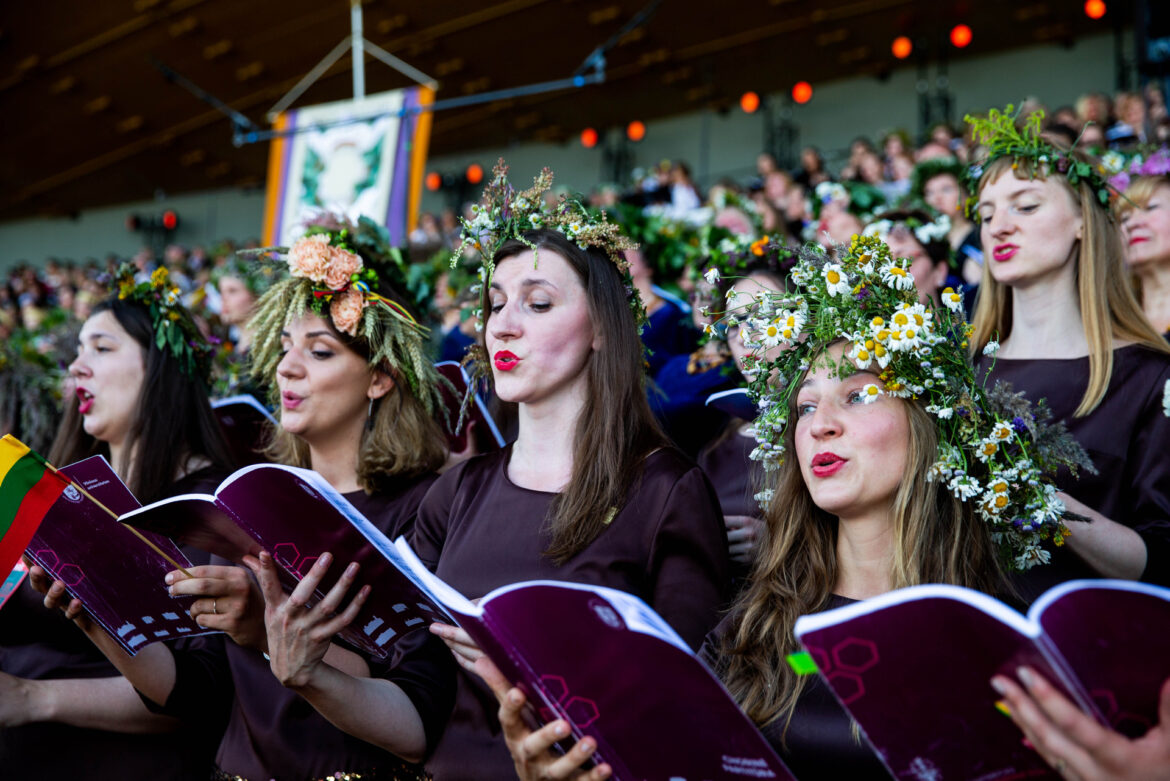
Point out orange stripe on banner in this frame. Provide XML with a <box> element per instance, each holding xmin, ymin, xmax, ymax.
<box><xmin>0</xmin><ymin>468</ymin><xmax>68</xmax><ymax>577</ymax></box>
<box><xmin>407</xmin><ymin>86</ymin><xmax>435</xmax><ymax>236</ymax></box>
<box><xmin>262</xmin><ymin>112</ymin><xmax>290</xmax><ymax>246</ymax></box>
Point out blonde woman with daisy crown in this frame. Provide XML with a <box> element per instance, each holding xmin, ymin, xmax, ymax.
<box><xmin>967</xmin><ymin>105</ymin><xmax>1170</xmax><ymax>601</ymax></box>
<box><xmin>475</xmin><ymin>234</ymin><xmax>1092</xmax><ymax>781</ymax></box>
<box><xmin>39</xmin><ymin>216</ymin><xmax>457</xmax><ymax>779</ymax></box>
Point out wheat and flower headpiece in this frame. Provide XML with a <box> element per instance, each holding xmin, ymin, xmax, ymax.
<box><xmin>716</xmin><ymin>233</ymin><xmax>1094</xmax><ymax>571</ymax></box>
<box><xmin>241</xmin><ymin>215</ymin><xmax>445</xmax><ymax>416</ymax></box>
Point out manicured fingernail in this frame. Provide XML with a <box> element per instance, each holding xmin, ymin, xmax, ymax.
<box><xmin>994</xmin><ymin>699</ymin><xmax>1011</xmax><ymax>717</ymax></box>
<box><xmin>578</xmin><ymin>739</ymin><xmax>595</xmax><ymax>755</ymax></box>
<box><xmin>345</xmin><ymin>562</ymin><xmax>358</xmax><ymax>578</ymax></box>
<box><xmin>319</xmin><ymin>552</ymin><xmax>332</xmax><ymax>565</ymax></box>
<box><xmin>167</xmin><ymin>586</ymin><xmax>174</xmax><ymax>596</ymax></box>
<box><xmin>164</xmin><ymin>572</ymin><xmax>174</xmax><ymax>585</ymax></box>
<box><xmin>554</xmin><ymin>721</ymin><xmax>568</xmax><ymax>737</ymax></box>
<box><xmin>508</xmin><ymin>690</ymin><xmax>523</xmax><ymax>705</ymax></box>
<box><xmin>990</xmin><ymin>677</ymin><xmax>1008</xmax><ymax>695</ymax></box>
<box><xmin>1017</xmin><ymin>667</ymin><xmax>1037</xmax><ymax>689</ymax></box>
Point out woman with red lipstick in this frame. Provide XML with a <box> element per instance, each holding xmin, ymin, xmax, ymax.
<box><xmin>967</xmin><ymin>106</ymin><xmax>1170</xmax><ymax>601</ymax></box>
<box><xmin>1117</xmin><ymin>157</ymin><xmax>1170</xmax><ymax>340</ymax></box>
<box><xmin>2</xmin><ymin>270</ymin><xmax>235</xmax><ymax>780</ymax></box>
<box><xmin>410</xmin><ymin>163</ymin><xmax>730</xmax><ymax>779</ymax></box>
<box><xmin>484</xmin><ymin>235</ymin><xmax>1089</xmax><ymax>781</ymax></box>
<box><xmin>36</xmin><ymin>219</ymin><xmax>457</xmax><ymax>779</ymax></box>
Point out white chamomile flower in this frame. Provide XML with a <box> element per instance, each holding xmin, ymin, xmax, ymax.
<box><xmin>847</xmin><ymin>339</ymin><xmax>875</xmax><ymax>369</ymax></box>
<box><xmin>983</xmin><ymin>340</ymin><xmax>1001</xmax><ymax>356</ymax></box>
<box><xmin>937</xmin><ymin>407</ymin><xmax>954</xmax><ymax>419</ymax></box>
<box><xmin>939</xmin><ymin>286</ymin><xmax>964</xmax><ymax>313</ymax></box>
<box><xmin>704</xmin><ymin>267</ymin><xmax>721</xmax><ymax>285</ymax></box>
<box><xmin>975</xmin><ymin>438</ymin><xmax>1000</xmax><ymax>463</ymax></box>
<box><xmin>777</xmin><ymin>309</ymin><xmax>805</xmax><ymax>341</ymax></box>
<box><xmin>860</xmin><ymin>383</ymin><xmax>882</xmax><ymax>403</ymax></box>
<box><xmin>514</xmin><ymin>197</ymin><xmax>530</xmax><ymax>211</ymax></box>
<box><xmin>880</xmin><ymin>262</ymin><xmax>915</xmax><ymax>291</ymax></box>
<box><xmin>759</xmin><ymin>319</ymin><xmax>784</xmax><ymax>348</ymax></box>
<box><xmin>726</xmin><ymin>289</ymin><xmax>742</xmax><ymax>307</ymax></box>
<box><xmin>822</xmin><ymin>263</ymin><xmax>850</xmax><ymax>297</ymax></box>
<box><xmin>990</xmin><ymin>421</ymin><xmax>1014</xmax><ymax>441</ymax></box>
<box><xmin>947</xmin><ymin>474</ymin><xmax>981</xmax><ymax>500</ymax></box>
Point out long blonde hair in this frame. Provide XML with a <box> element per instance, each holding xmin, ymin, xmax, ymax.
<box><xmin>970</xmin><ymin>155</ymin><xmax>1170</xmax><ymax>417</ymax></box>
<box><xmin>1115</xmin><ymin>174</ymin><xmax>1170</xmax><ymax>307</ymax></box>
<box><xmin>719</xmin><ymin>383</ymin><xmax>1003</xmax><ymax>734</ymax></box>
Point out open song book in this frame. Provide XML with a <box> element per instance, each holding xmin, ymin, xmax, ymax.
<box><xmin>794</xmin><ymin>580</ymin><xmax>1170</xmax><ymax>780</ymax></box>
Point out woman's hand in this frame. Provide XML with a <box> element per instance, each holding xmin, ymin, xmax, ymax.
<box><xmin>725</xmin><ymin>515</ymin><xmax>762</xmax><ymax>565</ymax></box>
<box><xmin>27</xmin><ymin>563</ymin><xmax>90</xmax><ymax>628</ymax></box>
<box><xmin>0</xmin><ymin>670</ymin><xmax>36</xmax><ymax>727</ymax></box>
<box><xmin>992</xmin><ymin>666</ymin><xmax>1170</xmax><ymax>781</ymax></box>
<box><xmin>1056</xmin><ymin>492</ymin><xmax>1147</xmax><ymax>580</ymax></box>
<box><xmin>164</xmin><ymin>564</ymin><xmax>268</xmax><ymax>650</ymax></box>
<box><xmin>429</xmin><ymin>621</ymin><xmax>485</xmax><ymax>674</ymax></box>
<box><xmin>471</xmin><ymin>655</ymin><xmax>612</xmax><ymax>780</ymax></box>
<box><xmin>246</xmin><ymin>551</ymin><xmax>369</xmax><ymax>689</ymax></box>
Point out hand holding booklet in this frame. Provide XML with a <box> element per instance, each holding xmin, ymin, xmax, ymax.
<box><xmin>794</xmin><ymin>580</ymin><xmax>1170</xmax><ymax>780</ymax></box>
<box><xmin>391</xmin><ymin>538</ymin><xmax>797</xmax><ymax>781</ymax></box>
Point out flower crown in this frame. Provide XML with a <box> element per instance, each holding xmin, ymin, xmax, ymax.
<box><xmin>243</xmin><ymin>216</ymin><xmax>445</xmax><ymax>416</ymax></box>
<box><xmin>964</xmin><ymin>104</ymin><xmax>1114</xmax><ymax>213</ymax></box>
<box><xmin>863</xmin><ymin>212</ymin><xmax>952</xmax><ymax>247</ymax></box>
<box><xmin>721</xmin><ymin>233</ymin><xmax>1094</xmax><ymax>571</ymax></box>
<box><xmin>210</xmin><ymin>255</ymin><xmax>282</xmax><ymax>296</ymax></box>
<box><xmin>452</xmin><ymin>160</ymin><xmax>645</xmax><ymax>328</ymax></box>
<box><xmin>114</xmin><ymin>264</ymin><xmax>214</xmax><ymax>382</ymax></box>
<box><xmin>1106</xmin><ymin>146</ymin><xmax>1170</xmax><ymax>192</ymax></box>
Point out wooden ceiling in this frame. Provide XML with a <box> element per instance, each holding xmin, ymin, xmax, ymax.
<box><xmin>0</xmin><ymin>0</ymin><xmax>1116</xmax><ymax>221</ymax></box>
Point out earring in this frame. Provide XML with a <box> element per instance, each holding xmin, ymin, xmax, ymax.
<box><xmin>366</xmin><ymin>397</ymin><xmax>375</xmax><ymax>431</ymax></box>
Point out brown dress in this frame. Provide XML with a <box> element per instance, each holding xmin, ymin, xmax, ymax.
<box><xmin>699</xmin><ymin>597</ymin><xmax>892</xmax><ymax>780</ymax></box>
<box><xmin>411</xmin><ymin>445</ymin><xmax>731</xmax><ymax>779</ymax></box>
<box><xmin>981</xmin><ymin>344</ymin><xmax>1170</xmax><ymax>602</ymax></box>
<box><xmin>143</xmin><ymin>473</ymin><xmax>456</xmax><ymax>781</ymax></box>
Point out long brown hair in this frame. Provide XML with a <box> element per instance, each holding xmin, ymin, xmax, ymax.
<box><xmin>263</xmin><ymin>318</ymin><xmax>447</xmax><ymax>493</ymax></box>
<box><xmin>719</xmin><ymin>368</ymin><xmax>1003</xmax><ymax>734</ymax></box>
<box><xmin>970</xmin><ymin>154</ymin><xmax>1170</xmax><ymax>416</ymax></box>
<box><xmin>482</xmin><ymin>229</ymin><xmax>668</xmax><ymax>564</ymax></box>
<box><xmin>49</xmin><ymin>298</ymin><xmax>235</xmax><ymax>504</ymax></box>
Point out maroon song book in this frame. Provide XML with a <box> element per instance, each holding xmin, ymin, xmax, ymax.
<box><xmin>119</xmin><ymin>463</ymin><xmax>448</xmax><ymax>661</ymax></box>
<box><xmin>22</xmin><ymin>456</ymin><xmax>216</xmax><ymax>655</ymax></box>
<box><xmin>393</xmin><ymin>538</ymin><xmax>797</xmax><ymax>781</ymax></box>
<box><xmin>794</xmin><ymin>580</ymin><xmax>1170</xmax><ymax>780</ymax></box>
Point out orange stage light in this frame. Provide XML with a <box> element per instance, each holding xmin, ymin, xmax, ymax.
<box><xmin>627</xmin><ymin>120</ymin><xmax>646</xmax><ymax>142</ymax></box>
<box><xmin>740</xmin><ymin>91</ymin><xmax>761</xmax><ymax>114</ymax></box>
<box><xmin>581</xmin><ymin>127</ymin><xmax>599</xmax><ymax>148</ymax></box>
<box><xmin>950</xmin><ymin>24</ymin><xmax>972</xmax><ymax>49</ymax></box>
<box><xmin>425</xmin><ymin>172</ymin><xmax>441</xmax><ymax>191</ymax></box>
<box><xmin>792</xmin><ymin>81</ymin><xmax>813</xmax><ymax>104</ymax></box>
<box><xmin>466</xmin><ymin>164</ymin><xmax>484</xmax><ymax>184</ymax></box>
<box><xmin>1084</xmin><ymin>0</ymin><xmax>1106</xmax><ymax>20</ymax></box>
<box><xmin>892</xmin><ymin>36</ymin><xmax>913</xmax><ymax>59</ymax></box>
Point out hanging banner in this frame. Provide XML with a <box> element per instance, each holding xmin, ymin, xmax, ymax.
<box><xmin>262</xmin><ymin>86</ymin><xmax>434</xmax><ymax>247</ymax></box>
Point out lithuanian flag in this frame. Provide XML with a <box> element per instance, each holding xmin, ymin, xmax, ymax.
<box><xmin>0</xmin><ymin>435</ymin><xmax>71</xmax><ymax>577</ymax></box>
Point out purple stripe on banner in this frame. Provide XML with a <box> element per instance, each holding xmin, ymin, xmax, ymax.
<box><xmin>273</xmin><ymin>109</ymin><xmax>299</xmax><ymax>245</ymax></box>
<box><xmin>386</xmin><ymin>88</ymin><xmax>419</xmax><ymax>245</ymax></box>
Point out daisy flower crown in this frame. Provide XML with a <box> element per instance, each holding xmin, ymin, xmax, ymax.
<box><xmin>114</xmin><ymin>264</ymin><xmax>214</xmax><ymax>383</ymax></box>
<box><xmin>242</xmin><ymin>216</ymin><xmax>445</xmax><ymax>417</ymax></box>
<box><xmin>451</xmin><ymin>160</ymin><xmax>645</xmax><ymax>329</ymax></box>
<box><xmin>721</xmin><ymin>233</ymin><xmax>1093</xmax><ymax>571</ymax></box>
<box><xmin>964</xmin><ymin>104</ymin><xmax>1114</xmax><ymax>213</ymax></box>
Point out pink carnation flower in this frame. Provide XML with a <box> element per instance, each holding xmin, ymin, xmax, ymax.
<box><xmin>288</xmin><ymin>234</ymin><xmax>332</xmax><ymax>284</ymax></box>
<box><xmin>324</xmin><ymin>246</ymin><xmax>363</xmax><ymax>291</ymax></box>
<box><xmin>330</xmin><ymin>286</ymin><xmax>366</xmax><ymax>336</ymax></box>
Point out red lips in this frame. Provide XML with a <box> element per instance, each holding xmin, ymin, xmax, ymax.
<box><xmin>76</xmin><ymin>387</ymin><xmax>94</xmax><ymax>415</ymax></box>
<box><xmin>281</xmin><ymin>391</ymin><xmax>304</xmax><ymax>410</ymax></box>
<box><xmin>494</xmin><ymin>351</ymin><xmax>520</xmax><ymax>372</ymax></box>
<box><xmin>992</xmin><ymin>244</ymin><xmax>1018</xmax><ymax>262</ymax></box>
<box><xmin>1128</xmin><ymin>236</ymin><xmax>1149</xmax><ymax>247</ymax></box>
<box><xmin>811</xmin><ymin>451</ymin><xmax>846</xmax><ymax>477</ymax></box>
